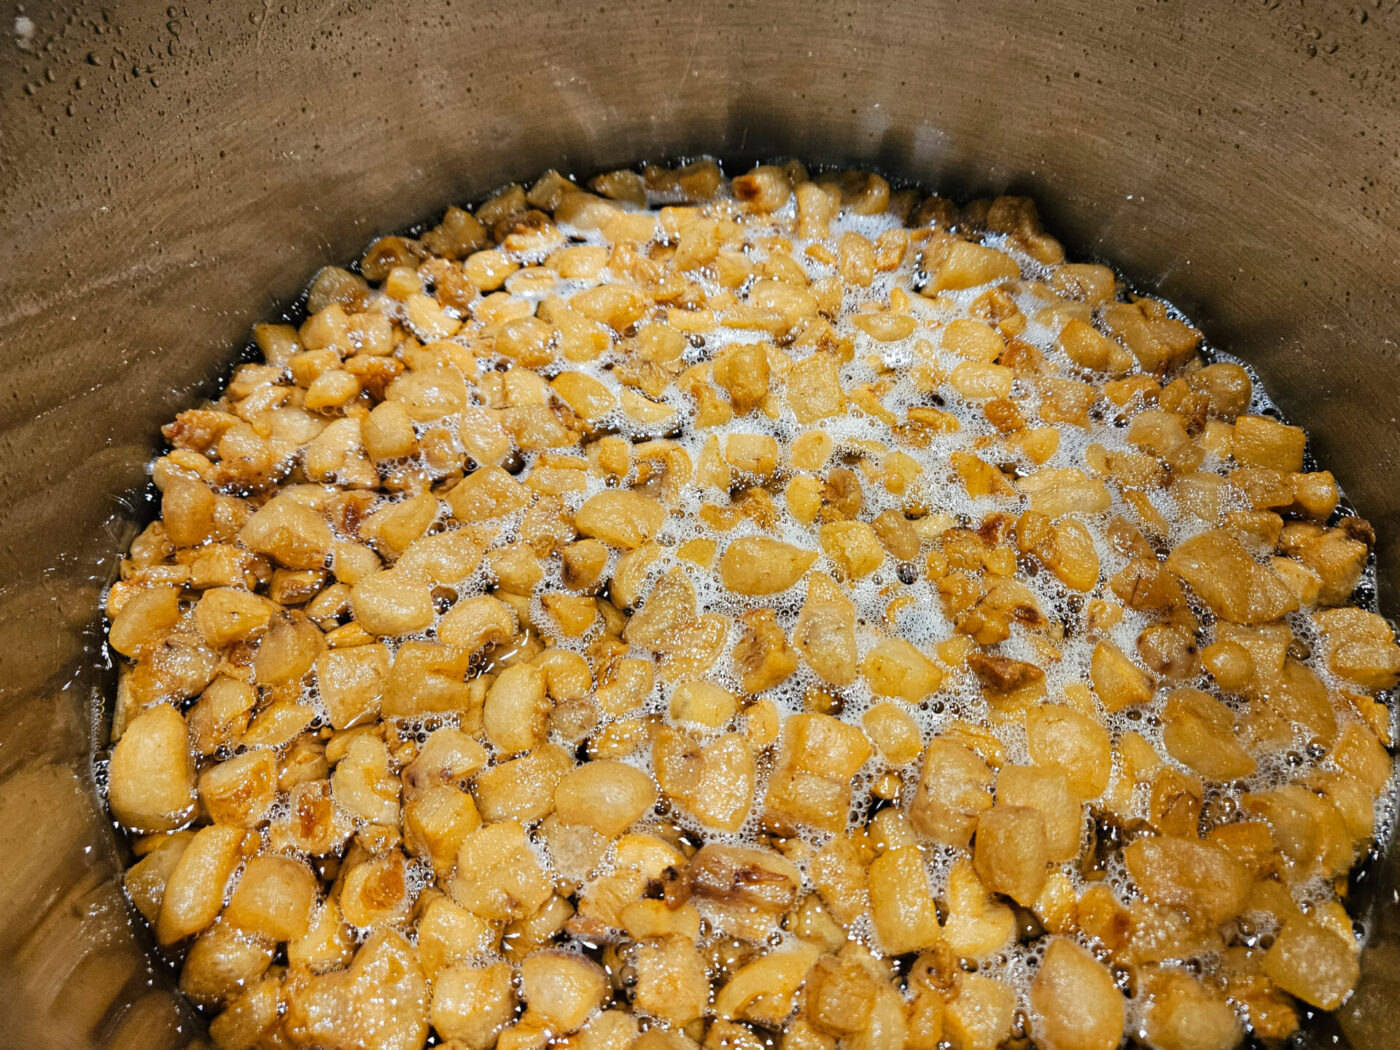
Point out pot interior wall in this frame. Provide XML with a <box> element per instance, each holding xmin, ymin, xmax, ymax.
<box><xmin>2</xmin><ymin>0</ymin><xmax>1398</xmax><ymax>1045</ymax></box>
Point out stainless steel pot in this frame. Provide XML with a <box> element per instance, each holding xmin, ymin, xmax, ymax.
<box><xmin>2</xmin><ymin>0</ymin><xmax>1398</xmax><ymax>1045</ymax></box>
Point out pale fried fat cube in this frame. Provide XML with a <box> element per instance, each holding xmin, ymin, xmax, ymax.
<box><xmin>910</xmin><ymin>738</ymin><xmax>992</xmax><ymax>846</ymax></box>
<box><xmin>433</xmin><ymin>961</ymin><xmax>517</xmax><ymax>1049</ymax></box>
<box><xmin>973</xmin><ymin>804</ymin><xmax>1049</xmax><ymax>905</ymax></box>
<box><xmin>1123</xmin><ymin>835</ymin><xmax>1250</xmax><ymax>925</ymax></box>
<box><xmin>1314</xmin><ymin>606</ymin><xmax>1400</xmax><ymax>690</ymax></box>
<box><xmin>315</xmin><ymin>643</ymin><xmax>391</xmax><ymax>729</ymax></box>
<box><xmin>1029</xmin><ymin>938</ymin><xmax>1125</xmax><ymax>1050</ymax></box>
<box><xmin>157</xmin><ymin>824</ymin><xmax>246</xmax><ymax>945</ymax></box>
<box><xmin>1232</xmin><ymin>414</ymin><xmax>1306</xmax><ymax>472</ymax></box>
<box><xmin>521</xmin><ymin>950</ymin><xmax>608</xmax><ymax>1032</ymax></box>
<box><xmin>793</xmin><ymin>573</ymin><xmax>859</xmax><ymax>686</ymax></box>
<box><xmin>1090</xmin><ymin>639</ymin><xmax>1155</xmax><ymax>712</ymax></box>
<box><xmin>669</xmin><ymin>679</ymin><xmax>738</xmax><ymax>728</ymax></box>
<box><xmin>1263</xmin><ymin>914</ymin><xmax>1360</xmax><ymax>1011</ymax></box>
<box><xmin>943</xmin><ymin>972</ymin><xmax>1015</xmax><ymax>1050</ymax></box>
<box><xmin>283</xmin><ymin>929</ymin><xmax>429</xmax><ymax>1050</ymax></box>
<box><xmin>226</xmin><ymin>855</ymin><xmax>318</xmax><ymax>942</ymax></box>
<box><xmin>713</xmin><ymin>944</ymin><xmax>821</xmax><ymax>1026</ymax></box>
<box><xmin>634</xmin><ymin>936</ymin><xmax>710</xmax><ymax>1026</ymax></box>
<box><xmin>720</xmin><ymin>537</ymin><xmax>818</xmax><ymax>596</ymax></box>
<box><xmin>862</xmin><ymin>702</ymin><xmax>923</xmax><ymax>766</ymax></box>
<box><xmin>575</xmin><ymin>490</ymin><xmax>665</xmax><ymax>548</ymax></box>
<box><xmin>1025</xmin><ymin>704</ymin><xmax>1111</xmax><ymax>799</ymax></box>
<box><xmin>405</xmin><ymin>784</ymin><xmax>482</xmax><ymax>875</ymax></box>
<box><xmin>553</xmin><ymin>760</ymin><xmax>657</xmax><ymax>837</ymax></box>
<box><xmin>483</xmin><ymin>663</ymin><xmax>551</xmax><ymax>755</ymax></box>
<box><xmin>1165</xmin><ymin>529</ymin><xmax>1299</xmax><ymax>625</ymax></box>
<box><xmin>1138</xmin><ymin>969</ymin><xmax>1242</xmax><ymax>1050</ymax></box>
<box><xmin>867</xmin><ymin>845</ymin><xmax>941</xmax><ymax>953</ymax></box>
<box><xmin>995</xmin><ymin>764</ymin><xmax>1082</xmax><ymax>861</ymax></box>
<box><xmin>1160</xmin><ymin>688</ymin><xmax>1256</xmax><ymax>781</ymax></box>
<box><xmin>765</xmin><ymin>713</ymin><xmax>871</xmax><ymax>833</ymax></box>
<box><xmin>198</xmin><ymin>747</ymin><xmax>277</xmax><ymax>828</ymax></box>
<box><xmin>861</xmin><ymin>638</ymin><xmax>943</xmax><ymax>702</ymax></box>
<box><xmin>179</xmin><ymin>920</ymin><xmax>275</xmax><ymax>1009</ymax></box>
<box><xmin>474</xmin><ymin>745</ymin><xmax>573</xmax><ymax>824</ymax></box>
<box><xmin>239</xmin><ymin>494</ymin><xmax>333</xmax><ymax>570</ymax></box>
<box><xmin>108</xmin><ymin>703</ymin><xmax>196</xmax><ymax>833</ymax></box>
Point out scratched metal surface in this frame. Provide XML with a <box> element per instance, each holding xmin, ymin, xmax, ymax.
<box><xmin>1</xmin><ymin>0</ymin><xmax>1398</xmax><ymax>1045</ymax></box>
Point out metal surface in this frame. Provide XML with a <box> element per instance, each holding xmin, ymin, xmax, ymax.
<box><xmin>1</xmin><ymin>0</ymin><xmax>1398</xmax><ymax>1045</ymax></box>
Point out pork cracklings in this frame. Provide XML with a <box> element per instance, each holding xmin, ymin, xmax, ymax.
<box><xmin>103</xmin><ymin>158</ymin><xmax>1399</xmax><ymax>1050</ymax></box>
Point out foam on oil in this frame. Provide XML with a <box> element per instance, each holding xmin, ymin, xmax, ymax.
<box><xmin>102</xmin><ymin>173</ymin><xmax>1398</xmax><ymax>1024</ymax></box>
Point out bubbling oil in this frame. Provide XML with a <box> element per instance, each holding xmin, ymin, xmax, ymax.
<box><xmin>381</xmin><ymin>194</ymin><xmax>1383</xmax><ymax>1004</ymax></box>
<box><xmin>374</xmin><ymin>192</ymin><xmax>1386</xmax><ymax>1005</ymax></box>
<box><xmin>100</xmin><ymin>162</ymin><xmax>1398</xmax><ymax>1044</ymax></box>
